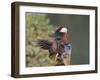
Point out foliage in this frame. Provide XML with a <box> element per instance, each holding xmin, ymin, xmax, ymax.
<box><xmin>26</xmin><ymin>13</ymin><xmax>56</xmax><ymax>67</ymax></box>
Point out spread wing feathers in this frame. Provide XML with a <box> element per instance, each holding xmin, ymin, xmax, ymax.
<box><xmin>37</xmin><ymin>39</ymin><xmax>53</xmax><ymax>50</ymax></box>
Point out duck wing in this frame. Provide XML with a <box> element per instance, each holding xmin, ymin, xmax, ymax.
<box><xmin>37</xmin><ymin>39</ymin><xmax>53</xmax><ymax>50</ymax></box>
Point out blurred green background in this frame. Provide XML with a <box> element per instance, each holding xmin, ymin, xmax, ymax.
<box><xmin>26</xmin><ymin>12</ymin><xmax>89</xmax><ymax>67</ymax></box>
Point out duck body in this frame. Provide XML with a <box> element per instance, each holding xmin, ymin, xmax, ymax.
<box><xmin>36</xmin><ymin>27</ymin><xmax>72</xmax><ymax>65</ymax></box>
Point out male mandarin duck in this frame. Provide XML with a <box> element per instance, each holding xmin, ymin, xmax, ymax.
<box><xmin>36</xmin><ymin>27</ymin><xmax>72</xmax><ymax>65</ymax></box>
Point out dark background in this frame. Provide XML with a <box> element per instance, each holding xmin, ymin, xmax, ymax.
<box><xmin>48</xmin><ymin>14</ymin><xmax>89</xmax><ymax>65</ymax></box>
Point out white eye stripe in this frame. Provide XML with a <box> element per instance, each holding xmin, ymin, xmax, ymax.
<box><xmin>60</xmin><ymin>27</ymin><xmax>68</xmax><ymax>32</ymax></box>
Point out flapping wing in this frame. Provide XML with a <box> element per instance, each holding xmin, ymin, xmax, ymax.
<box><xmin>37</xmin><ymin>39</ymin><xmax>53</xmax><ymax>50</ymax></box>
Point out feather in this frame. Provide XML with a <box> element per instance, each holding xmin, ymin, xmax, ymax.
<box><xmin>37</xmin><ymin>39</ymin><xmax>53</xmax><ymax>50</ymax></box>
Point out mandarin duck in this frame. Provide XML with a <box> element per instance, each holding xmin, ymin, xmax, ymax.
<box><xmin>35</xmin><ymin>27</ymin><xmax>72</xmax><ymax>65</ymax></box>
